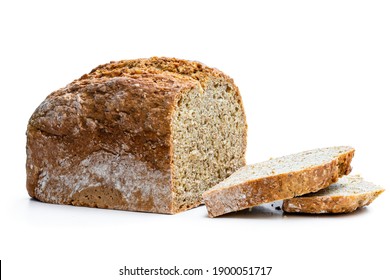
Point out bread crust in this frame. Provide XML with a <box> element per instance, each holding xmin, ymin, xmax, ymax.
<box><xmin>26</xmin><ymin>57</ymin><xmax>247</xmax><ymax>214</ymax></box>
<box><xmin>203</xmin><ymin>148</ymin><xmax>354</xmax><ymax>217</ymax></box>
<box><xmin>282</xmin><ymin>191</ymin><xmax>384</xmax><ymax>214</ymax></box>
<box><xmin>85</xmin><ymin>57</ymin><xmax>241</xmax><ymax>93</ymax></box>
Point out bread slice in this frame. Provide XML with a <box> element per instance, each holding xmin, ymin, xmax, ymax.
<box><xmin>202</xmin><ymin>146</ymin><xmax>355</xmax><ymax>217</ymax></box>
<box><xmin>26</xmin><ymin>57</ymin><xmax>247</xmax><ymax>214</ymax></box>
<box><xmin>282</xmin><ymin>175</ymin><xmax>385</xmax><ymax>214</ymax></box>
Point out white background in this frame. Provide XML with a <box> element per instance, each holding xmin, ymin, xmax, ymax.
<box><xmin>1</xmin><ymin>0</ymin><xmax>389</xmax><ymax>279</ymax></box>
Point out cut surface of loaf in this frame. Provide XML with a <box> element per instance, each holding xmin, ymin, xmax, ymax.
<box><xmin>26</xmin><ymin>57</ymin><xmax>247</xmax><ymax>214</ymax></box>
<box><xmin>202</xmin><ymin>146</ymin><xmax>355</xmax><ymax>217</ymax></box>
<box><xmin>282</xmin><ymin>175</ymin><xmax>385</xmax><ymax>214</ymax></box>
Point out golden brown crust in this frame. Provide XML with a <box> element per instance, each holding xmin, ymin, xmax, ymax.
<box><xmin>203</xmin><ymin>149</ymin><xmax>354</xmax><ymax>217</ymax></box>
<box><xmin>85</xmin><ymin>57</ymin><xmax>238</xmax><ymax>91</ymax></box>
<box><xmin>282</xmin><ymin>190</ymin><xmax>384</xmax><ymax>214</ymax></box>
<box><xmin>336</xmin><ymin>149</ymin><xmax>354</xmax><ymax>175</ymax></box>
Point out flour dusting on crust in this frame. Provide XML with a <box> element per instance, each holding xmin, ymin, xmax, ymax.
<box><xmin>35</xmin><ymin>151</ymin><xmax>172</xmax><ymax>213</ymax></box>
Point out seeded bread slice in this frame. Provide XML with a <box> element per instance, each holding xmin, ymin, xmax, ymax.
<box><xmin>202</xmin><ymin>146</ymin><xmax>355</xmax><ymax>217</ymax></box>
<box><xmin>282</xmin><ymin>175</ymin><xmax>385</xmax><ymax>214</ymax></box>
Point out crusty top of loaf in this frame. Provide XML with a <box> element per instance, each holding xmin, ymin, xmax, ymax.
<box><xmin>82</xmin><ymin>57</ymin><xmax>237</xmax><ymax>90</ymax></box>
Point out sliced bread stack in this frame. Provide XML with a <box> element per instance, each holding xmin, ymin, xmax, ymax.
<box><xmin>202</xmin><ymin>146</ymin><xmax>384</xmax><ymax>217</ymax></box>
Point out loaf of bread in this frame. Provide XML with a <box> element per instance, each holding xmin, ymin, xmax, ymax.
<box><xmin>282</xmin><ymin>174</ymin><xmax>385</xmax><ymax>214</ymax></box>
<box><xmin>202</xmin><ymin>146</ymin><xmax>355</xmax><ymax>217</ymax></box>
<box><xmin>26</xmin><ymin>57</ymin><xmax>247</xmax><ymax>214</ymax></box>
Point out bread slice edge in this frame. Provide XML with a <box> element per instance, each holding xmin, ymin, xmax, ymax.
<box><xmin>282</xmin><ymin>175</ymin><xmax>385</xmax><ymax>214</ymax></box>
